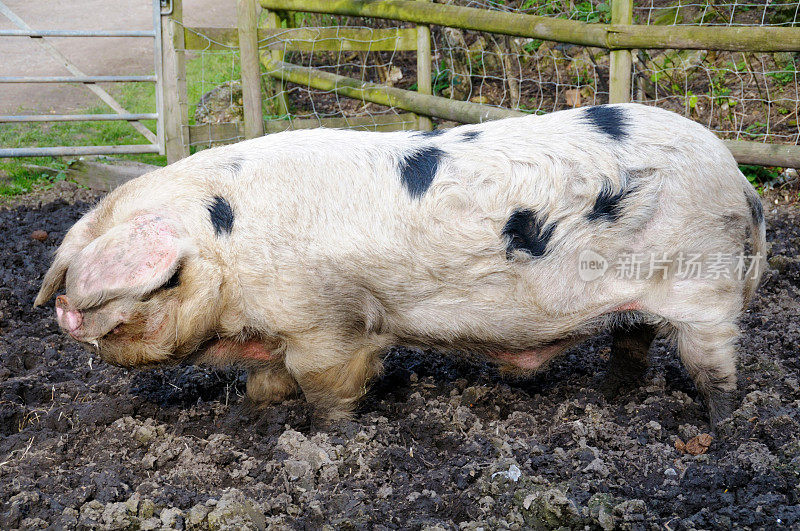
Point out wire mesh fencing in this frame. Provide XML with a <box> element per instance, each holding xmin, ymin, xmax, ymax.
<box><xmin>436</xmin><ymin>0</ymin><xmax>799</xmax><ymax>145</ymax></box>
<box><xmin>183</xmin><ymin>38</ymin><xmax>244</xmax><ymax>148</ymax></box>
<box><xmin>430</xmin><ymin>0</ymin><xmax>612</xmax><ymax>113</ymax></box>
<box><xmin>258</xmin><ymin>21</ymin><xmax>421</xmax><ymax>127</ymax></box>
<box><xmin>633</xmin><ymin>1</ymin><xmax>800</xmax><ymax>145</ymax></box>
<box><xmin>181</xmin><ymin>15</ymin><xmax>422</xmax><ymax>151</ymax></box>
<box><xmin>179</xmin><ymin>1</ymin><xmax>800</xmax><ymax>152</ymax></box>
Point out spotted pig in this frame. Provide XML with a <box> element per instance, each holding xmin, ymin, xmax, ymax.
<box><xmin>35</xmin><ymin>103</ymin><xmax>766</xmax><ymax>426</ymax></box>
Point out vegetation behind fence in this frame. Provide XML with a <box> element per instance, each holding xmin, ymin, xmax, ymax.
<box><xmin>162</xmin><ymin>0</ymin><xmax>800</xmax><ymax>168</ymax></box>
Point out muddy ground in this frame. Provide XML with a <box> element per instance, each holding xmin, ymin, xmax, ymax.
<box><xmin>1</xmin><ymin>181</ymin><xmax>799</xmax><ymax>529</ymax></box>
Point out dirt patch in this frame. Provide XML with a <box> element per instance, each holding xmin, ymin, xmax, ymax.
<box><xmin>1</xmin><ymin>183</ymin><xmax>799</xmax><ymax>529</ymax></box>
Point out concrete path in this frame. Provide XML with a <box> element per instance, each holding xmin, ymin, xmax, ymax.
<box><xmin>0</xmin><ymin>0</ymin><xmax>236</xmax><ymax>114</ymax></box>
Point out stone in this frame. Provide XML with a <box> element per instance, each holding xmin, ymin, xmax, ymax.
<box><xmin>769</xmin><ymin>255</ymin><xmax>791</xmax><ymax>273</ymax></box>
<box><xmin>139</xmin><ymin>516</ymin><xmax>162</xmax><ymax>530</ymax></box>
<box><xmin>60</xmin><ymin>508</ymin><xmax>79</xmax><ymax>528</ymax></box>
<box><xmin>206</xmin><ymin>489</ymin><xmax>266</xmax><ymax>531</ymax></box>
<box><xmin>138</xmin><ymin>498</ymin><xmax>156</xmax><ymax>519</ymax></box>
<box><xmin>284</xmin><ymin>459</ymin><xmax>311</xmax><ymax>481</ymax></box>
<box><xmin>194</xmin><ymin>81</ymin><xmax>244</xmax><ymax>125</ymax></box>
<box><xmin>20</xmin><ymin>517</ymin><xmax>48</xmax><ymax>528</ymax></box>
<box><xmin>102</xmin><ymin>502</ymin><xmax>138</xmax><ymax>528</ymax></box>
<box><xmin>125</xmin><ymin>492</ymin><xmax>141</xmax><ymax>515</ymax></box>
<box><xmin>583</xmin><ymin>457</ymin><xmax>610</xmax><ymax>477</ymax></box>
<box><xmin>187</xmin><ymin>503</ymin><xmax>211</xmax><ymax>527</ymax></box>
<box><xmin>161</xmin><ymin>507</ymin><xmax>184</xmax><ymax>528</ymax></box>
<box><xmin>588</xmin><ymin>493</ymin><xmax>616</xmax><ymax>531</ymax></box>
<box><xmin>675</xmin><ymin>433</ymin><xmax>713</xmax><ymax>456</ymax></box>
<box><xmin>4</xmin><ymin>491</ymin><xmax>40</xmax><ymax>526</ymax></box>
<box><xmin>461</xmin><ymin>386</ymin><xmax>489</xmax><ymax>407</ymax></box>
<box><xmin>78</xmin><ymin>500</ymin><xmax>105</xmax><ymax>528</ymax></box>
<box><xmin>613</xmin><ymin>499</ymin><xmax>647</xmax><ymax>521</ymax></box>
<box><xmin>521</xmin><ymin>488</ymin><xmax>581</xmax><ymax>528</ymax></box>
<box><xmin>134</xmin><ymin>424</ymin><xmax>156</xmax><ymax>446</ymax></box>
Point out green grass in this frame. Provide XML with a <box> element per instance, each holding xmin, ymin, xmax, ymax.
<box><xmin>186</xmin><ymin>50</ymin><xmax>242</xmax><ymax>125</ymax></box>
<box><xmin>0</xmin><ymin>51</ymin><xmax>243</xmax><ymax>197</ymax></box>
<box><xmin>740</xmin><ymin>164</ymin><xmax>782</xmax><ymax>192</ymax></box>
<box><xmin>520</xmin><ymin>0</ymin><xmax>610</xmax><ymax>23</ymax></box>
<box><xmin>0</xmin><ymin>80</ymin><xmax>164</xmax><ymax>197</ymax></box>
<box><xmin>766</xmin><ymin>63</ymin><xmax>797</xmax><ymax>86</ymax></box>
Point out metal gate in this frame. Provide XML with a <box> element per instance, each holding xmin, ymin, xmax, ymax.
<box><xmin>0</xmin><ymin>0</ymin><xmax>166</xmax><ymax>157</ymax></box>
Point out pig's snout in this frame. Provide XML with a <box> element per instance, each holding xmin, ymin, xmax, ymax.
<box><xmin>55</xmin><ymin>295</ymin><xmax>84</xmax><ymax>338</ymax></box>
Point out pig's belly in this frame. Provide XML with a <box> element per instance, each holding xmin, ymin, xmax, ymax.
<box><xmin>392</xmin><ymin>301</ymin><xmax>641</xmax><ymax>370</ymax></box>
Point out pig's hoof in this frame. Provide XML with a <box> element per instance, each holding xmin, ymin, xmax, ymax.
<box><xmin>707</xmin><ymin>390</ymin><xmax>737</xmax><ymax>428</ymax></box>
<box><xmin>246</xmin><ymin>368</ymin><xmax>299</xmax><ymax>407</ymax></box>
<box><xmin>306</xmin><ymin>398</ymin><xmax>357</xmax><ymax>425</ymax></box>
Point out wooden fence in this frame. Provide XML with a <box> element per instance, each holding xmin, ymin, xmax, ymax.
<box><xmin>160</xmin><ymin>0</ymin><xmax>800</xmax><ymax>168</ymax></box>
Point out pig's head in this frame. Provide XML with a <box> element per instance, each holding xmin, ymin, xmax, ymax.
<box><xmin>34</xmin><ymin>208</ymin><xmax>225</xmax><ymax>367</ymax></box>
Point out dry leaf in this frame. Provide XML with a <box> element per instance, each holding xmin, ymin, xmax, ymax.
<box><xmin>674</xmin><ymin>438</ymin><xmax>686</xmax><ymax>453</ymax></box>
<box><xmin>676</xmin><ymin>433</ymin><xmax>713</xmax><ymax>455</ymax></box>
<box><xmin>564</xmin><ymin>89</ymin><xmax>581</xmax><ymax>108</ymax></box>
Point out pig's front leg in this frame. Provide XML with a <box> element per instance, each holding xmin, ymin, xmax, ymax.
<box><xmin>246</xmin><ymin>361</ymin><xmax>299</xmax><ymax>406</ymax></box>
<box><xmin>285</xmin><ymin>338</ymin><xmax>385</xmax><ymax>421</ymax></box>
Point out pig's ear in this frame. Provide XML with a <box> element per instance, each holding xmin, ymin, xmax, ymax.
<box><xmin>35</xmin><ymin>210</ymin><xmax>97</xmax><ymax>307</ymax></box>
<box><xmin>64</xmin><ymin>213</ymin><xmax>194</xmax><ymax>309</ymax></box>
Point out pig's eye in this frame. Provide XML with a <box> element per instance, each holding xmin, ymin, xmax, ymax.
<box><xmin>160</xmin><ymin>266</ymin><xmax>182</xmax><ymax>290</ymax></box>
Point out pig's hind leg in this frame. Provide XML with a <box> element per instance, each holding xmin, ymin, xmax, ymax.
<box><xmin>651</xmin><ymin>283</ymin><xmax>743</xmax><ymax>427</ymax></box>
<box><xmin>601</xmin><ymin>319</ymin><xmax>657</xmax><ymax>399</ymax></box>
<box><xmin>673</xmin><ymin>319</ymin><xmax>740</xmax><ymax>427</ymax></box>
<box><xmin>246</xmin><ymin>361</ymin><xmax>299</xmax><ymax>407</ymax></box>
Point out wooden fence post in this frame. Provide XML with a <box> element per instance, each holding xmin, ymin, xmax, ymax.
<box><xmin>415</xmin><ymin>0</ymin><xmax>433</xmax><ymax>131</ymax></box>
<box><xmin>161</xmin><ymin>0</ymin><xmax>190</xmax><ymax>162</ymax></box>
<box><xmin>261</xmin><ymin>10</ymin><xmax>291</xmax><ymax>117</ymax></box>
<box><xmin>608</xmin><ymin>0</ymin><xmax>633</xmax><ymax>104</ymax></box>
<box><xmin>238</xmin><ymin>0</ymin><xmax>265</xmax><ymax>138</ymax></box>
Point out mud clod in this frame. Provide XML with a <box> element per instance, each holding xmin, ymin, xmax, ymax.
<box><xmin>30</xmin><ymin>230</ymin><xmax>48</xmax><ymax>242</ymax></box>
<box><xmin>1</xmin><ymin>185</ymin><xmax>799</xmax><ymax>527</ymax></box>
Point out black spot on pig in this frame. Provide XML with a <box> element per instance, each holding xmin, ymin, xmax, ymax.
<box><xmin>503</xmin><ymin>209</ymin><xmax>556</xmax><ymax>259</ymax></box>
<box><xmin>208</xmin><ymin>196</ymin><xmax>234</xmax><ymax>236</ymax></box>
<box><xmin>161</xmin><ymin>266</ymin><xmax>182</xmax><ymax>290</ymax></box>
<box><xmin>745</xmin><ymin>188</ymin><xmax>764</xmax><ymax>225</ymax></box>
<box><xmin>462</xmin><ymin>131</ymin><xmax>481</xmax><ymax>141</ymax></box>
<box><xmin>587</xmin><ymin>183</ymin><xmax>629</xmax><ymax>222</ymax></box>
<box><xmin>584</xmin><ymin>105</ymin><xmax>628</xmax><ymax>141</ymax></box>
<box><xmin>418</xmin><ymin>129</ymin><xmax>445</xmax><ymax>138</ymax></box>
<box><xmin>399</xmin><ymin>146</ymin><xmax>444</xmax><ymax>199</ymax></box>
<box><xmin>224</xmin><ymin>158</ymin><xmax>243</xmax><ymax>174</ymax></box>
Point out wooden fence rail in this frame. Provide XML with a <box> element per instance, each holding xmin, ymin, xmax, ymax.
<box><xmin>260</xmin><ymin>0</ymin><xmax>800</xmax><ymax>52</ymax></box>
<box><xmin>183</xmin><ymin>26</ymin><xmax>419</xmax><ymax>51</ymax></box>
